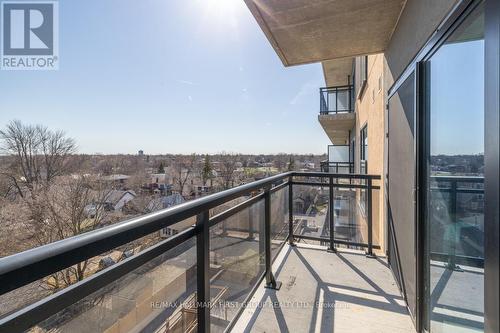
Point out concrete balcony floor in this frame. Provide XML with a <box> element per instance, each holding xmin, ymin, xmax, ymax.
<box><xmin>232</xmin><ymin>243</ymin><xmax>416</xmax><ymax>333</ymax></box>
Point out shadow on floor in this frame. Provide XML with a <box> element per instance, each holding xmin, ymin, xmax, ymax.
<box><xmin>238</xmin><ymin>245</ymin><xmax>412</xmax><ymax>333</ymax></box>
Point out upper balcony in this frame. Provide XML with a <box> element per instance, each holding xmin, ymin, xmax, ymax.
<box><xmin>318</xmin><ymin>86</ymin><xmax>356</xmax><ymax>145</ymax></box>
<box><xmin>320</xmin><ymin>161</ymin><xmax>354</xmax><ymax>174</ymax></box>
<box><xmin>0</xmin><ymin>171</ymin><xmax>411</xmax><ymax>333</ymax></box>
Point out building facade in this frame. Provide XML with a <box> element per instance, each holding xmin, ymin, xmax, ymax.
<box><xmin>245</xmin><ymin>0</ymin><xmax>498</xmax><ymax>332</ymax></box>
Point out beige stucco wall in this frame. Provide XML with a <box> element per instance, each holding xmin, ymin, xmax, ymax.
<box><xmin>354</xmin><ymin>53</ymin><xmax>386</xmax><ymax>253</ymax></box>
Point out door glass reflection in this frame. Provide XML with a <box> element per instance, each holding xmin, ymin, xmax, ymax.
<box><xmin>427</xmin><ymin>3</ymin><xmax>484</xmax><ymax>333</ymax></box>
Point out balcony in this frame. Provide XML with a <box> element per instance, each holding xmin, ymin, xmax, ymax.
<box><xmin>318</xmin><ymin>86</ymin><xmax>355</xmax><ymax>145</ymax></box>
<box><xmin>320</xmin><ymin>161</ymin><xmax>354</xmax><ymax>174</ymax></box>
<box><xmin>232</xmin><ymin>243</ymin><xmax>415</xmax><ymax>333</ymax></box>
<box><xmin>0</xmin><ymin>172</ymin><xmax>410</xmax><ymax>333</ymax></box>
<box><xmin>320</xmin><ymin>86</ymin><xmax>354</xmax><ymax>115</ymax></box>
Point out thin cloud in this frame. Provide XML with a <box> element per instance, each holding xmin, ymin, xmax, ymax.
<box><xmin>290</xmin><ymin>81</ymin><xmax>316</xmax><ymax>105</ymax></box>
<box><xmin>177</xmin><ymin>79</ymin><xmax>197</xmax><ymax>86</ymax></box>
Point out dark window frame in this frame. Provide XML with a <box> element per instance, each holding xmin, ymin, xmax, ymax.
<box><xmin>360</xmin><ymin>124</ymin><xmax>368</xmax><ymax>172</ymax></box>
<box><xmin>357</xmin><ymin>56</ymin><xmax>368</xmax><ymax>99</ymax></box>
<box><xmin>386</xmin><ymin>1</ymin><xmax>498</xmax><ymax>331</ymax></box>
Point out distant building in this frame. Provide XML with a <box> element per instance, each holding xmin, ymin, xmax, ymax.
<box><xmin>303</xmin><ymin>162</ymin><xmax>315</xmax><ymax>169</ymax></box>
<box><xmin>147</xmin><ymin>173</ymin><xmax>173</xmax><ymax>195</ymax></box>
<box><xmin>138</xmin><ymin>150</ymin><xmax>144</xmax><ymax>156</ymax></box>
<box><xmin>103</xmin><ymin>190</ymin><xmax>137</xmax><ymax>211</ymax></box>
<box><xmin>145</xmin><ymin>193</ymin><xmax>196</xmax><ymax>238</ymax></box>
<box><xmin>102</xmin><ymin>174</ymin><xmax>130</xmax><ymax>185</ymax></box>
<box><xmin>190</xmin><ymin>185</ymin><xmax>211</xmax><ymax>198</ymax></box>
<box><xmin>147</xmin><ymin>193</ymin><xmax>184</xmax><ymax>212</ymax></box>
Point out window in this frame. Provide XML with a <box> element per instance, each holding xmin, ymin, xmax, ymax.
<box><xmin>424</xmin><ymin>3</ymin><xmax>484</xmax><ymax>332</ymax></box>
<box><xmin>355</xmin><ymin>56</ymin><xmax>368</xmax><ymax>99</ymax></box>
<box><xmin>360</xmin><ymin>125</ymin><xmax>368</xmax><ymax>174</ymax></box>
<box><xmin>352</xmin><ymin>56</ymin><xmax>368</xmax><ymax>98</ymax></box>
<box><xmin>350</xmin><ymin>137</ymin><xmax>356</xmax><ymax>173</ymax></box>
<box><xmin>360</xmin><ymin>56</ymin><xmax>368</xmax><ymax>84</ymax></box>
<box><xmin>359</xmin><ymin>125</ymin><xmax>368</xmax><ymax>214</ymax></box>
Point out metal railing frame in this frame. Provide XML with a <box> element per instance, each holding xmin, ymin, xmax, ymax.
<box><xmin>319</xmin><ymin>85</ymin><xmax>354</xmax><ymax>114</ymax></box>
<box><xmin>0</xmin><ymin>171</ymin><xmax>380</xmax><ymax>333</ymax></box>
<box><xmin>320</xmin><ymin>161</ymin><xmax>355</xmax><ymax>173</ymax></box>
<box><xmin>429</xmin><ymin>175</ymin><xmax>485</xmax><ymax>269</ymax></box>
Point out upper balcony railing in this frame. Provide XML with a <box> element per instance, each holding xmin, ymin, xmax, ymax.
<box><xmin>320</xmin><ymin>85</ymin><xmax>354</xmax><ymax>115</ymax></box>
<box><xmin>429</xmin><ymin>175</ymin><xmax>484</xmax><ymax>268</ymax></box>
<box><xmin>0</xmin><ymin>171</ymin><xmax>380</xmax><ymax>333</ymax></box>
<box><xmin>320</xmin><ymin>161</ymin><xmax>354</xmax><ymax>174</ymax></box>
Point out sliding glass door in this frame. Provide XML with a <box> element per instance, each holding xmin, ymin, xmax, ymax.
<box><xmin>424</xmin><ymin>2</ymin><xmax>485</xmax><ymax>332</ymax></box>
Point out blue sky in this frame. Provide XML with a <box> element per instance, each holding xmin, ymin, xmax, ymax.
<box><xmin>430</xmin><ymin>39</ymin><xmax>484</xmax><ymax>155</ymax></box>
<box><xmin>0</xmin><ymin>0</ymin><xmax>329</xmax><ymax>155</ymax></box>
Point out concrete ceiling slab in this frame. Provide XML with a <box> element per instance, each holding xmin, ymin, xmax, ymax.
<box><xmin>245</xmin><ymin>0</ymin><xmax>406</xmax><ymax>66</ymax></box>
<box><xmin>322</xmin><ymin>58</ymin><xmax>354</xmax><ymax>87</ymax></box>
<box><xmin>318</xmin><ymin>113</ymin><xmax>356</xmax><ymax>144</ymax></box>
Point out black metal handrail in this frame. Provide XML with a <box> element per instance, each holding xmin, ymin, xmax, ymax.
<box><xmin>319</xmin><ymin>85</ymin><xmax>354</xmax><ymax>114</ymax></box>
<box><xmin>0</xmin><ymin>171</ymin><xmax>380</xmax><ymax>333</ymax></box>
<box><xmin>0</xmin><ymin>172</ymin><xmax>292</xmax><ymax>296</ymax></box>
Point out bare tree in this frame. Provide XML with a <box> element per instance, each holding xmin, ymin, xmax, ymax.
<box><xmin>30</xmin><ymin>175</ymin><xmax>108</xmax><ymax>290</ymax></box>
<box><xmin>0</xmin><ymin>121</ymin><xmax>116</xmax><ymax>290</ymax></box>
<box><xmin>288</xmin><ymin>155</ymin><xmax>296</xmax><ymax>171</ymax></box>
<box><xmin>0</xmin><ymin>120</ymin><xmax>76</xmax><ymax>197</ymax></box>
<box><xmin>218</xmin><ymin>153</ymin><xmax>240</xmax><ymax>190</ymax></box>
<box><xmin>202</xmin><ymin>154</ymin><xmax>214</xmax><ymax>187</ymax></box>
<box><xmin>39</xmin><ymin>126</ymin><xmax>77</xmax><ymax>182</ymax></box>
<box><xmin>274</xmin><ymin>153</ymin><xmax>288</xmax><ymax>171</ymax></box>
<box><xmin>96</xmin><ymin>159</ymin><xmax>113</xmax><ymax>176</ymax></box>
<box><xmin>172</xmin><ymin>154</ymin><xmax>196</xmax><ymax>198</ymax></box>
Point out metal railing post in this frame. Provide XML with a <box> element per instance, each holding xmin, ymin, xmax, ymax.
<box><xmin>348</xmin><ymin>85</ymin><xmax>352</xmax><ymax>112</ymax></box>
<box><xmin>320</xmin><ymin>88</ymin><xmax>323</xmax><ymax>113</ymax></box>
<box><xmin>366</xmin><ymin>178</ymin><xmax>375</xmax><ymax>258</ymax></box>
<box><xmin>328</xmin><ymin>176</ymin><xmax>337</xmax><ymax>253</ymax></box>
<box><xmin>259</xmin><ymin>201</ymin><xmax>266</xmax><ymax>265</ymax></box>
<box><xmin>196</xmin><ymin>211</ymin><xmax>210</xmax><ymax>332</ymax></box>
<box><xmin>248</xmin><ymin>202</ymin><xmax>254</xmax><ymax>240</ymax></box>
<box><xmin>335</xmin><ymin>87</ymin><xmax>338</xmax><ymax>113</ymax></box>
<box><xmin>264</xmin><ymin>186</ymin><xmax>281</xmax><ymax>290</ymax></box>
<box><xmin>288</xmin><ymin>177</ymin><xmax>295</xmax><ymax>246</ymax></box>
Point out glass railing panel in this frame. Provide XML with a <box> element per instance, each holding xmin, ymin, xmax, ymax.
<box><xmin>455</xmin><ymin>187</ymin><xmax>484</xmax><ymax>260</ymax></box>
<box><xmin>210</xmin><ymin>196</ymin><xmax>250</xmax><ymax>218</ymax></box>
<box><xmin>26</xmin><ymin>238</ymin><xmax>197</xmax><ymax>333</ymax></box>
<box><xmin>333</xmin><ymin>187</ymin><xmax>362</xmax><ymax>246</ymax></box>
<box><xmin>429</xmin><ymin>188</ymin><xmax>452</xmax><ymax>255</ymax></box>
<box><xmin>270</xmin><ymin>186</ymin><xmax>289</xmax><ymax>260</ymax></box>
<box><xmin>208</xmin><ymin>199</ymin><xmax>265</xmax><ymax>333</ymax></box>
<box><xmin>292</xmin><ymin>184</ymin><xmax>330</xmax><ymax>246</ymax></box>
<box><xmin>371</xmin><ymin>187</ymin><xmax>381</xmax><ymax>249</ymax></box>
<box><xmin>320</xmin><ymin>86</ymin><xmax>353</xmax><ymax>114</ymax></box>
<box><xmin>429</xmin><ymin>177</ymin><xmax>484</xmax><ymax>266</ymax></box>
<box><xmin>0</xmin><ymin>280</ymin><xmax>52</xmax><ymax>321</ymax></box>
<box><xmin>336</xmin><ymin>89</ymin><xmax>350</xmax><ymax>111</ymax></box>
<box><xmin>0</xmin><ymin>218</ymin><xmax>197</xmax><ymax>330</ymax></box>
